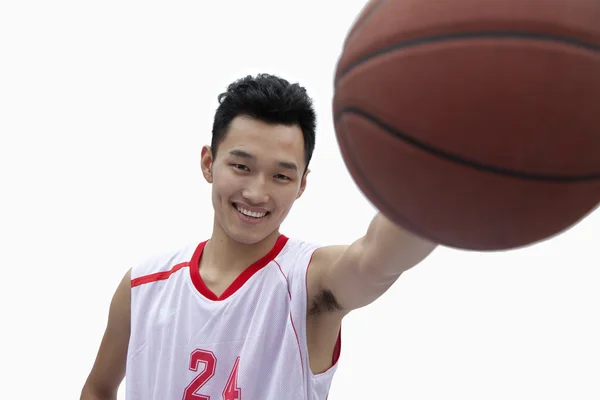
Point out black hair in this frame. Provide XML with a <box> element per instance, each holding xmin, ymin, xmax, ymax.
<box><xmin>211</xmin><ymin>73</ymin><xmax>316</xmax><ymax>171</ymax></box>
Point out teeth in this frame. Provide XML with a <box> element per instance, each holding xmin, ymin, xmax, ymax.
<box><xmin>236</xmin><ymin>205</ymin><xmax>267</xmax><ymax>218</ymax></box>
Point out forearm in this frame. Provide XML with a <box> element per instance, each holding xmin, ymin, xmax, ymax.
<box><xmin>80</xmin><ymin>385</ymin><xmax>117</xmax><ymax>400</ymax></box>
<box><xmin>360</xmin><ymin>212</ymin><xmax>437</xmax><ymax>278</ymax></box>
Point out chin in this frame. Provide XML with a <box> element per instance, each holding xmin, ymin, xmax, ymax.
<box><xmin>226</xmin><ymin>217</ymin><xmax>281</xmax><ymax>244</ymax></box>
<box><xmin>228</xmin><ymin>230</ymin><xmax>271</xmax><ymax>245</ymax></box>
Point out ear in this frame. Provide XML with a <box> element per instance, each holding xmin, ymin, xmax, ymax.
<box><xmin>296</xmin><ymin>168</ymin><xmax>310</xmax><ymax>199</ymax></box>
<box><xmin>200</xmin><ymin>145</ymin><xmax>214</xmax><ymax>184</ymax></box>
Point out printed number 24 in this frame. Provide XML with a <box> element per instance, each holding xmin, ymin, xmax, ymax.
<box><xmin>183</xmin><ymin>349</ymin><xmax>241</xmax><ymax>400</ymax></box>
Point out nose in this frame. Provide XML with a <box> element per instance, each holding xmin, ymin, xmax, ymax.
<box><xmin>241</xmin><ymin>176</ymin><xmax>270</xmax><ymax>205</ymax></box>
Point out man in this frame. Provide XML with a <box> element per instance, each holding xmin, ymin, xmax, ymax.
<box><xmin>81</xmin><ymin>74</ymin><xmax>437</xmax><ymax>399</ymax></box>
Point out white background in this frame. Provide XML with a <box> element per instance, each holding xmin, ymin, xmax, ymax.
<box><xmin>1</xmin><ymin>1</ymin><xmax>599</xmax><ymax>399</ymax></box>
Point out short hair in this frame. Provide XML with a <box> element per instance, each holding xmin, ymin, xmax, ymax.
<box><xmin>211</xmin><ymin>73</ymin><xmax>316</xmax><ymax>171</ymax></box>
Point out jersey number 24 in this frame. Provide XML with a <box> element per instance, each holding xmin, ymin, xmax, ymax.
<box><xmin>183</xmin><ymin>349</ymin><xmax>241</xmax><ymax>400</ymax></box>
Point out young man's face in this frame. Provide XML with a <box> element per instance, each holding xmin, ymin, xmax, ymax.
<box><xmin>201</xmin><ymin>115</ymin><xmax>309</xmax><ymax>245</ymax></box>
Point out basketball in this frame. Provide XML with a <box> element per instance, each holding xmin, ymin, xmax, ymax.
<box><xmin>333</xmin><ymin>0</ymin><xmax>600</xmax><ymax>251</ymax></box>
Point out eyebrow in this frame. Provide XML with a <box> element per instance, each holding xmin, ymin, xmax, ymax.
<box><xmin>228</xmin><ymin>149</ymin><xmax>298</xmax><ymax>172</ymax></box>
<box><xmin>229</xmin><ymin>149</ymin><xmax>254</xmax><ymax>160</ymax></box>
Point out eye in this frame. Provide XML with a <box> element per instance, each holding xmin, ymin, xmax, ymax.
<box><xmin>274</xmin><ymin>174</ymin><xmax>290</xmax><ymax>181</ymax></box>
<box><xmin>232</xmin><ymin>164</ymin><xmax>249</xmax><ymax>172</ymax></box>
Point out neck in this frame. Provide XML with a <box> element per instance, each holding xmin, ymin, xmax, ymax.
<box><xmin>202</xmin><ymin>218</ymin><xmax>281</xmax><ymax>274</ymax></box>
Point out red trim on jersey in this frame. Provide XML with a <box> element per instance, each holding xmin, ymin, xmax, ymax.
<box><xmin>288</xmin><ymin>313</ymin><xmax>306</xmax><ymax>381</ymax></box>
<box><xmin>274</xmin><ymin>260</ymin><xmax>292</xmax><ymax>300</ymax></box>
<box><xmin>189</xmin><ymin>234</ymin><xmax>289</xmax><ymax>301</ymax></box>
<box><xmin>332</xmin><ymin>330</ymin><xmax>342</xmax><ymax>366</ymax></box>
<box><xmin>131</xmin><ymin>261</ymin><xmax>190</xmax><ymax>288</ymax></box>
<box><xmin>274</xmin><ymin>260</ymin><xmax>306</xmax><ymax>382</ymax></box>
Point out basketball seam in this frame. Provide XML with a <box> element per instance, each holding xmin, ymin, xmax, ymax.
<box><xmin>336</xmin><ymin>115</ymin><xmax>444</xmax><ymax>246</ymax></box>
<box><xmin>335</xmin><ymin>31</ymin><xmax>600</xmax><ymax>84</ymax></box>
<box><xmin>336</xmin><ymin>108</ymin><xmax>600</xmax><ymax>182</ymax></box>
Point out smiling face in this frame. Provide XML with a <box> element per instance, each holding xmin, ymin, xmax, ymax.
<box><xmin>201</xmin><ymin>115</ymin><xmax>309</xmax><ymax>245</ymax></box>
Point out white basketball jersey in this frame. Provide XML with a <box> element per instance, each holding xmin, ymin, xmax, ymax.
<box><xmin>126</xmin><ymin>235</ymin><xmax>341</xmax><ymax>400</ymax></box>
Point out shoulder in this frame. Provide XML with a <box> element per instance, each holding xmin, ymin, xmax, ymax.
<box><xmin>275</xmin><ymin>237</ymin><xmax>346</xmax><ymax>269</ymax></box>
<box><xmin>275</xmin><ymin>236</ymin><xmax>348</xmax><ymax>274</ymax></box>
<box><xmin>273</xmin><ymin>236</ymin><xmax>320</xmax><ymax>269</ymax></box>
<box><xmin>277</xmin><ymin>236</ymin><xmax>321</xmax><ymax>256</ymax></box>
<box><xmin>311</xmin><ymin>245</ymin><xmax>348</xmax><ymax>268</ymax></box>
<box><xmin>130</xmin><ymin>241</ymin><xmax>199</xmax><ymax>282</ymax></box>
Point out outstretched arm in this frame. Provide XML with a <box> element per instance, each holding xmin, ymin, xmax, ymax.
<box><xmin>312</xmin><ymin>212</ymin><xmax>437</xmax><ymax>314</ymax></box>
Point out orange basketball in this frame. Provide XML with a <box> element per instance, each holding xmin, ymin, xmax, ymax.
<box><xmin>333</xmin><ymin>0</ymin><xmax>600</xmax><ymax>250</ymax></box>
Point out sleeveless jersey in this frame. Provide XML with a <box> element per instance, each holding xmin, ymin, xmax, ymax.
<box><xmin>125</xmin><ymin>235</ymin><xmax>341</xmax><ymax>400</ymax></box>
